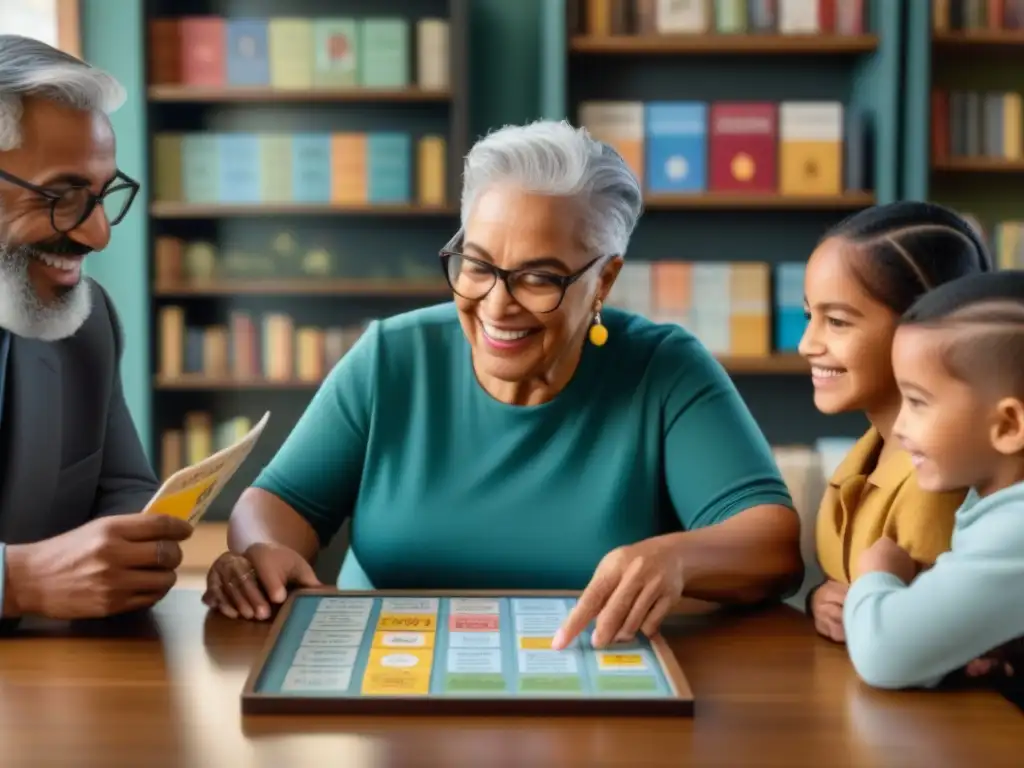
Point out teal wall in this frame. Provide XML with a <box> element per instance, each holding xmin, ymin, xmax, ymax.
<box><xmin>81</xmin><ymin>0</ymin><xmax>151</xmax><ymax>451</ymax></box>
<box><xmin>79</xmin><ymin>0</ymin><xmax>545</xmax><ymax>459</ymax></box>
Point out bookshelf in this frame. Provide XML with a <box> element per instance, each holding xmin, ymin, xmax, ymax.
<box><xmin>144</xmin><ymin>0</ymin><xmax>469</xmax><ymax>521</ymax></box>
<box><xmin>904</xmin><ymin>1</ymin><xmax>1024</xmax><ymax>267</ymax></box>
<box><xmin>538</xmin><ymin>0</ymin><xmax>903</xmax><ymax>445</ymax></box>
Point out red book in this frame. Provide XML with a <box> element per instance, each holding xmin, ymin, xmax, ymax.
<box><xmin>931</xmin><ymin>90</ymin><xmax>950</xmax><ymax>163</ymax></box>
<box><xmin>708</xmin><ymin>103</ymin><xmax>778</xmax><ymax>193</ymax></box>
<box><xmin>180</xmin><ymin>17</ymin><xmax>225</xmax><ymax>87</ymax></box>
<box><xmin>819</xmin><ymin>0</ymin><xmax>836</xmax><ymax>33</ymax></box>
<box><xmin>148</xmin><ymin>20</ymin><xmax>182</xmax><ymax>85</ymax></box>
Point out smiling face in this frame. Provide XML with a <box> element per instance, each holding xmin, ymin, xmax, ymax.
<box><xmin>454</xmin><ymin>185</ymin><xmax>621</xmax><ymax>405</ymax></box>
<box><xmin>891</xmin><ymin>325</ymin><xmax>996</xmax><ymax>493</ymax></box>
<box><xmin>798</xmin><ymin>237</ymin><xmax>902</xmax><ymax>417</ymax></box>
<box><xmin>0</xmin><ymin>97</ymin><xmax>116</xmax><ymax>339</ymax></box>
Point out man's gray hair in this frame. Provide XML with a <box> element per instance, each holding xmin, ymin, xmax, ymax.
<box><xmin>0</xmin><ymin>34</ymin><xmax>125</xmax><ymax>151</ymax></box>
<box><xmin>460</xmin><ymin>120</ymin><xmax>643</xmax><ymax>258</ymax></box>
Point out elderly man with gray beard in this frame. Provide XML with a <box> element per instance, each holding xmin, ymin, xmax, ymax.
<box><xmin>0</xmin><ymin>35</ymin><xmax>192</xmax><ymax>624</ymax></box>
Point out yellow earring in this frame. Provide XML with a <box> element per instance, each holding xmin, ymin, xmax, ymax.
<box><xmin>588</xmin><ymin>302</ymin><xmax>608</xmax><ymax>347</ymax></box>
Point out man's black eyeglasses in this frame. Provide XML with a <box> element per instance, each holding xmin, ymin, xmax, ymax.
<box><xmin>0</xmin><ymin>168</ymin><xmax>140</xmax><ymax>234</ymax></box>
<box><xmin>439</xmin><ymin>248</ymin><xmax>602</xmax><ymax>314</ymax></box>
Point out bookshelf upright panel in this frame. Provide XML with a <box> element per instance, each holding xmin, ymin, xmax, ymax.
<box><xmin>143</xmin><ymin>0</ymin><xmax>468</xmax><ymax>521</ymax></box>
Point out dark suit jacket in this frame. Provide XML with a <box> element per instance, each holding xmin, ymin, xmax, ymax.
<box><xmin>0</xmin><ymin>278</ymin><xmax>159</xmax><ymax>544</ymax></box>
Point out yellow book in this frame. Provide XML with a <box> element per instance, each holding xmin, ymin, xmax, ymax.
<box><xmin>779</xmin><ymin>102</ymin><xmax>843</xmax><ymax>196</ymax></box>
<box><xmin>152</xmin><ymin>133</ymin><xmax>183</xmax><ymax>202</ymax></box>
<box><xmin>268</xmin><ymin>19</ymin><xmax>313</xmax><ymax>89</ymax></box>
<box><xmin>417</xmin><ymin>136</ymin><xmax>446</xmax><ymax>206</ymax></box>
<box><xmin>728</xmin><ymin>262</ymin><xmax>770</xmax><ymax>357</ymax></box>
<box><xmin>1003</xmin><ymin>93</ymin><xmax>1022</xmax><ymax>161</ymax></box>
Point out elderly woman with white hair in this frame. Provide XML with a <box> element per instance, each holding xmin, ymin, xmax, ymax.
<box><xmin>205</xmin><ymin>120</ymin><xmax>802</xmax><ymax>648</ymax></box>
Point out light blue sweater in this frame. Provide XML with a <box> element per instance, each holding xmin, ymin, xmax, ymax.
<box><xmin>844</xmin><ymin>482</ymin><xmax>1024</xmax><ymax>689</ymax></box>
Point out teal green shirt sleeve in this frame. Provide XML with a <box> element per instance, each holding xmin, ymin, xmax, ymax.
<box><xmin>251</xmin><ymin>321</ymin><xmax>380</xmax><ymax>544</ymax></box>
<box><xmin>844</xmin><ymin>487</ymin><xmax>1024</xmax><ymax>690</ymax></box>
<box><xmin>660</xmin><ymin>337</ymin><xmax>794</xmax><ymax>530</ymax></box>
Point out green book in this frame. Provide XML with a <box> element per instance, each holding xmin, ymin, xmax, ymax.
<box><xmin>259</xmin><ymin>134</ymin><xmax>293</xmax><ymax>202</ymax></box>
<box><xmin>359</xmin><ymin>18</ymin><xmax>409</xmax><ymax>88</ymax></box>
<box><xmin>313</xmin><ymin>18</ymin><xmax>359</xmax><ymax>88</ymax></box>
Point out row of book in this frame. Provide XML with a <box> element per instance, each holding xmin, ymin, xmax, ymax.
<box><xmin>157</xmin><ymin>306</ymin><xmax>368</xmax><ymax>383</ymax></box>
<box><xmin>571</xmin><ymin>0</ymin><xmax>866</xmax><ymax>36</ymax></box>
<box><xmin>933</xmin><ymin>0</ymin><xmax>1024</xmax><ymax>30</ymax></box>
<box><xmin>931</xmin><ymin>91</ymin><xmax>1023</xmax><ymax>162</ymax></box>
<box><xmin>148</xmin><ymin>16</ymin><xmax>448</xmax><ymax>91</ymax></box>
<box><xmin>160</xmin><ymin>413</ymin><xmax>255</xmax><ymax>481</ymax></box>
<box><xmin>152</xmin><ymin>236</ymin><xmax>441</xmax><ymax>285</ymax></box>
<box><xmin>978</xmin><ymin>221</ymin><xmax>1024</xmax><ymax>269</ymax></box>
<box><xmin>153</xmin><ymin>132</ymin><xmax>446</xmax><ymax>207</ymax></box>
<box><xmin>608</xmin><ymin>260</ymin><xmax>805</xmax><ymax>356</ymax></box>
<box><xmin>580</xmin><ymin>100</ymin><xmax>868</xmax><ymax>196</ymax></box>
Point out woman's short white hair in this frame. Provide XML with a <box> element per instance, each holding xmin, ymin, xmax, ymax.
<box><xmin>0</xmin><ymin>35</ymin><xmax>124</xmax><ymax>152</ymax></box>
<box><xmin>460</xmin><ymin>120</ymin><xmax>643</xmax><ymax>258</ymax></box>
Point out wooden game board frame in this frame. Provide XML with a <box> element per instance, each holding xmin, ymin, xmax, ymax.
<box><xmin>241</xmin><ymin>588</ymin><xmax>695</xmax><ymax>717</ymax></box>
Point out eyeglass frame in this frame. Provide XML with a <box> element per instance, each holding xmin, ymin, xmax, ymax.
<box><xmin>0</xmin><ymin>167</ymin><xmax>140</xmax><ymax>234</ymax></box>
<box><xmin>438</xmin><ymin>238</ymin><xmax>606</xmax><ymax>314</ymax></box>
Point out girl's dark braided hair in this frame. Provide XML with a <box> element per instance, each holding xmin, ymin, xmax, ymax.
<box><xmin>823</xmin><ymin>201</ymin><xmax>993</xmax><ymax>316</ymax></box>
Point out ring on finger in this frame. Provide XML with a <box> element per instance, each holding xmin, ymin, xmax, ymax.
<box><xmin>239</xmin><ymin>568</ymin><xmax>256</xmax><ymax>583</ymax></box>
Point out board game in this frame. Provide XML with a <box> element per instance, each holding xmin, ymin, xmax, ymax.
<box><xmin>241</xmin><ymin>589</ymin><xmax>694</xmax><ymax>716</ymax></box>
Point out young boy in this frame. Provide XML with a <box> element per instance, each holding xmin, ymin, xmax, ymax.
<box><xmin>842</xmin><ymin>270</ymin><xmax>1024</xmax><ymax>690</ymax></box>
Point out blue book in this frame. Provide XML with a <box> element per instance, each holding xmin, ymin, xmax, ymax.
<box><xmin>184</xmin><ymin>328</ymin><xmax>204</xmax><ymax>374</ymax></box>
<box><xmin>218</xmin><ymin>134</ymin><xmax>261</xmax><ymax>203</ymax></box>
<box><xmin>367</xmin><ymin>132</ymin><xmax>411</xmax><ymax>203</ymax></box>
<box><xmin>645</xmin><ymin>102</ymin><xmax>708</xmax><ymax>193</ymax></box>
<box><xmin>182</xmin><ymin>134</ymin><xmax>219</xmax><ymax>203</ymax></box>
<box><xmin>291</xmin><ymin>133</ymin><xmax>332</xmax><ymax>203</ymax></box>
<box><xmin>226</xmin><ymin>19</ymin><xmax>270</xmax><ymax>87</ymax></box>
<box><xmin>774</xmin><ymin>262</ymin><xmax>806</xmax><ymax>352</ymax></box>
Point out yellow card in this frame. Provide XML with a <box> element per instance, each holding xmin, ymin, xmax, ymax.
<box><xmin>361</xmin><ymin>649</ymin><xmax>434</xmax><ymax>695</ymax></box>
<box><xmin>376</xmin><ymin>613</ymin><xmax>436</xmax><ymax>632</ymax></box>
<box><xmin>372</xmin><ymin>631</ymin><xmax>435</xmax><ymax>650</ymax></box>
<box><xmin>144</xmin><ymin>476</ymin><xmax>217</xmax><ymax>521</ymax></box>
<box><xmin>519</xmin><ymin>636</ymin><xmax>556</xmax><ymax>650</ymax></box>
<box><xmin>599</xmin><ymin>653</ymin><xmax>644</xmax><ymax>668</ymax></box>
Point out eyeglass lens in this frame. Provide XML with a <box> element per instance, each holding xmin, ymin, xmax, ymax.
<box><xmin>52</xmin><ymin>185</ymin><xmax>135</xmax><ymax>232</ymax></box>
<box><xmin>445</xmin><ymin>253</ymin><xmax>565</xmax><ymax>313</ymax></box>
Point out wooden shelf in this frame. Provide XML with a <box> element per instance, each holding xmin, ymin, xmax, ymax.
<box><xmin>720</xmin><ymin>355</ymin><xmax>807</xmax><ymax>374</ymax></box>
<box><xmin>644</xmin><ymin>192</ymin><xmax>874</xmax><ymax>210</ymax></box>
<box><xmin>932</xmin><ymin>158</ymin><xmax>1024</xmax><ymax>173</ymax></box>
<box><xmin>155</xmin><ymin>355</ymin><xmax>807</xmax><ymax>390</ymax></box>
<box><xmin>933</xmin><ymin>32</ymin><xmax>1024</xmax><ymax>49</ymax></box>
<box><xmin>570</xmin><ymin>34</ymin><xmax>878</xmax><ymax>55</ymax></box>
<box><xmin>148</xmin><ymin>85</ymin><xmax>452</xmax><ymax>103</ymax></box>
<box><xmin>155</xmin><ymin>375</ymin><xmax>320</xmax><ymax>391</ymax></box>
<box><xmin>153</xmin><ymin>279</ymin><xmax>450</xmax><ymax>297</ymax></box>
<box><xmin>150</xmin><ymin>202</ymin><xmax>458</xmax><ymax>218</ymax></box>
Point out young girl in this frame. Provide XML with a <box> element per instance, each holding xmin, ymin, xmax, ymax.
<box><xmin>796</xmin><ymin>201</ymin><xmax>991</xmax><ymax>643</ymax></box>
<box><xmin>845</xmin><ymin>270</ymin><xmax>1024</xmax><ymax>690</ymax></box>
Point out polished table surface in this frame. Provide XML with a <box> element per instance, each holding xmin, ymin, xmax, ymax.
<box><xmin>0</xmin><ymin>589</ymin><xmax>1020</xmax><ymax>768</ymax></box>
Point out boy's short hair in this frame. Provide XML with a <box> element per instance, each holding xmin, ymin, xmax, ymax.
<box><xmin>900</xmin><ymin>271</ymin><xmax>1024</xmax><ymax>395</ymax></box>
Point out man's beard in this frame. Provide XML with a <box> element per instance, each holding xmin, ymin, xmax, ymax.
<box><xmin>0</xmin><ymin>240</ymin><xmax>92</xmax><ymax>341</ymax></box>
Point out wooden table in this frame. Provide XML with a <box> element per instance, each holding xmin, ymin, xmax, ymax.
<box><xmin>0</xmin><ymin>589</ymin><xmax>1019</xmax><ymax>767</ymax></box>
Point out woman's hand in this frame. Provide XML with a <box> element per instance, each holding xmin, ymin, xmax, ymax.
<box><xmin>552</xmin><ymin>536</ymin><xmax>684</xmax><ymax>650</ymax></box>
<box><xmin>202</xmin><ymin>542</ymin><xmax>321</xmax><ymax>620</ymax></box>
<box><xmin>810</xmin><ymin>580</ymin><xmax>848</xmax><ymax>642</ymax></box>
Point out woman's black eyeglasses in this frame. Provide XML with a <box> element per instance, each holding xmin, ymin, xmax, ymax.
<box><xmin>0</xmin><ymin>168</ymin><xmax>140</xmax><ymax>234</ymax></box>
<box><xmin>439</xmin><ymin>248</ymin><xmax>602</xmax><ymax>314</ymax></box>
